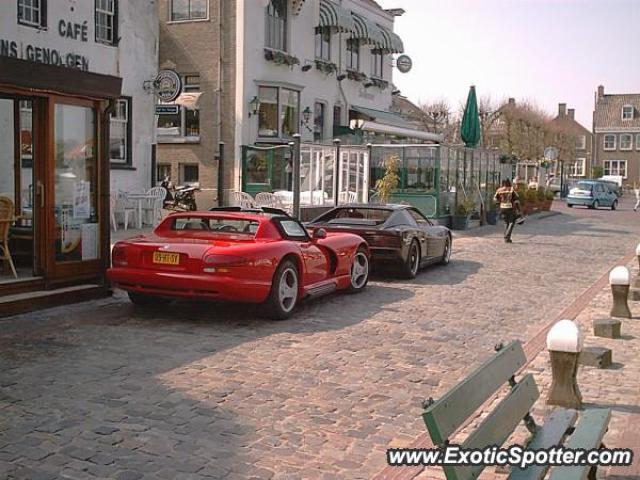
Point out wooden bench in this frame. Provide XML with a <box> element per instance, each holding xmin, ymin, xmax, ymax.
<box><xmin>422</xmin><ymin>340</ymin><xmax>611</xmax><ymax>480</ymax></box>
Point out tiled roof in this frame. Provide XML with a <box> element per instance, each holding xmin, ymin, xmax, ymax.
<box><xmin>548</xmin><ymin>115</ymin><xmax>591</xmax><ymax>136</ymax></box>
<box><xmin>594</xmin><ymin>94</ymin><xmax>640</xmax><ymax>129</ymax></box>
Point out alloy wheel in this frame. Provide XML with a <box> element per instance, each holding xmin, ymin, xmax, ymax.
<box><xmin>278</xmin><ymin>267</ymin><xmax>298</xmax><ymax>313</ymax></box>
<box><xmin>350</xmin><ymin>252</ymin><xmax>369</xmax><ymax>289</ymax></box>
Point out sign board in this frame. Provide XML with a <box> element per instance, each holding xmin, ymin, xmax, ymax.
<box><xmin>155</xmin><ymin>105</ymin><xmax>179</xmax><ymax>115</ymax></box>
<box><xmin>154</xmin><ymin>69</ymin><xmax>182</xmax><ymax>103</ymax></box>
<box><xmin>544</xmin><ymin>146</ymin><xmax>558</xmax><ymax>161</ymax></box>
<box><xmin>396</xmin><ymin>55</ymin><xmax>413</xmax><ymax>74</ymax></box>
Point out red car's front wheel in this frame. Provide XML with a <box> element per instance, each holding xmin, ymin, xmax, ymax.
<box><xmin>265</xmin><ymin>260</ymin><xmax>299</xmax><ymax>320</ymax></box>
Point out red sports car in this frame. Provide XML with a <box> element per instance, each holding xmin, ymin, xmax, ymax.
<box><xmin>108</xmin><ymin>208</ymin><xmax>370</xmax><ymax>319</ymax></box>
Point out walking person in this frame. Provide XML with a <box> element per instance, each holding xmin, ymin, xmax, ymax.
<box><xmin>494</xmin><ymin>179</ymin><xmax>521</xmax><ymax>243</ymax></box>
<box><xmin>634</xmin><ymin>182</ymin><xmax>640</xmax><ymax>212</ymax></box>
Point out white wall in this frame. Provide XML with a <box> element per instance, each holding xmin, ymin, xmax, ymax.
<box><xmin>110</xmin><ymin>1</ymin><xmax>159</xmax><ymax>193</ymax></box>
<box><xmin>235</xmin><ymin>0</ymin><xmax>398</xmax><ymax>186</ymax></box>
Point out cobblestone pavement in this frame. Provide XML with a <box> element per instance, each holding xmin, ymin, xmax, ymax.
<box><xmin>2</xmin><ymin>199</ymin><xmax>640</xmax><ymax>479</ymax></box>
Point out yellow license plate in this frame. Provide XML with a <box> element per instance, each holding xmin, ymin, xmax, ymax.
<box><xmin>153</xmin><ymin>251</ymin><xmax>180</xmax><ymax>265</ymax></box>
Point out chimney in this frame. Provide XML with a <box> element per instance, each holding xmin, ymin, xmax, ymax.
<box><xmin>597</xmin><ymin>85</ymin><xmax>605</xmax><ymax>98</ymax></box>
<box><xmin>558</xmin><ymin>103</ymin><xmax>567</xmax><ymax>116</ymax></box>
<box><xmin>508</xmin><ymin>98</ymin><xmax>516</xmax><ymax>106</ymax></box>
<box><xmin>568</xmin><ymin>109</ymin><xmax>575</xmax><ymax>120</ymax></box>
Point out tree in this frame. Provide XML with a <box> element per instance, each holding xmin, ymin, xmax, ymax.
<box><xmin>417</xmin><ymin>99</ymin><xmax>460</xmax><ymax>144</ymax></box>
<box><xmin>375</xmin><ymin>155</ymin><xmax>400</xmax><ymax>203</ymax></box>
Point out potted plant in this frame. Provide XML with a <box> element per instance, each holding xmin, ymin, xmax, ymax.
<box><xmin>524</xmin><ymin>188</ymin><xmax>539</xmax><ymax>214</ymax></box>
<box><xmin>452</xmin><ymin>198</ymin><xmax>475</xmax><ymax>230</ymax></box>
<box><xmin>485</xmin><ymin>198</ymin><xmax>500</xmax><ymax>225</ymax></box>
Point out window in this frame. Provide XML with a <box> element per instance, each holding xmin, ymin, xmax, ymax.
<box><xmin>571</xmin><ymin>158</ymin><xmax>586</xmax><ymax>177</ymax></box>
<box><xmin>333</xmin><ymin>105</ymin><xmax>342</xmax><ymax>128</ymax></box>
<box><xmin>576</xmin><ymin>135</ymin><xmax>586</xmax><ymax>150</ymax></box>
<box><xmin>179</xmin><ymin>164</ymin><xmax>199</xmax><ymax>186</ymax></box>
<box><xmin>266</xmin><ymin>0</ymin><xmax>287</xmax><ymax>51</ymax></box>
<box><xmin>95</xmin><ymin>0</ymin><xmax>117</xmax><ymax>45</ymax></box>
<box><xmin>409</xmin><ymin>209</ymin><xmax>432</xmax><ymax>226</ymax></box>
<box><xmin>171</xmin><ymin>0</ymin><xmax>207</xmax><ymax>21</ymax></box>
<box><xmin>622</xmin><ymin>105</ymin><xmax>634</xmax><ymax>120</ymax></box>
<box><xmin>157</xmin><ymin>164</ymin><xmax>171</xmax><ymax>184</ymax></box>
<box><xmin>157</xmin><ymin>74</ymin><xmax>200</xmax><ymax>140</ymax></box>
<box><xmin>346</xmin><ymin>37</ymin><xmax>360</xmax><ymax>70</ymax></box>
<box><xmin>604</xmin><ymin>134</ymin><xmax>616</xmax><ymax>150</ymax></box>
<box><xmin>277</xmin><ymin>219</ymin><xmax>310</xmax><ymax>240</ymax></box>
<box><xmin>620</xmin><ymin>134</ymin><xmax>633</xmax><ymax>150</ymax></box>
<box><xmin>636</xmin><ymin>134</ymin><xmax>640</xmax><ymax>150</ymax></box>
<box><xmin>604</xmin><ymin>160</ymin><xmax>627</xmax><ymax>178</ymax></box>
<box><xmin>18</xmin><ymin>0</ymin><xmax>46</xmax><ymax>28</ymax></box>
<box><xmin>257</xmin><ymin>86</ymin><xmax>299</xmax><ymax>138</ymax></box>
<box><xmin>371</xmin><ymin>50</ymin><xmax>384</xmax><ymax>78</ymax></box>
<box><xmin>110</xmin><ymin>97</ymin><xmax>131</xmax><ymax>166</ymax></box>
<box><xmin>314</xmin><ymin>102</ymin><xmax>325</xmax><ymax>142</ymax></box>
<box><xmin>315</xmin><ymin>27</ymin><xmax>331</xmax><ymax>61</ymax></box>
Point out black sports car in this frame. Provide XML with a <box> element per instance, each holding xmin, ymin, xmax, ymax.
<box><xmin>307</xmin><ymin>204</ymin><xmax>452</xmax><ymax>278</ymax></box>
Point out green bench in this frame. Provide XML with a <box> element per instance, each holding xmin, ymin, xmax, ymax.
<box><xmin>422</xmin><ymin>340</ymin><xmax>611</xmax><ymax>480</ymax></box>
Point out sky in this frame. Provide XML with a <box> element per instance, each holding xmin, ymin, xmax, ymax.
<box><xmin>377</xmin><ymin>0</ymin><xmax>640</xmax><ymax>128</ymax></box>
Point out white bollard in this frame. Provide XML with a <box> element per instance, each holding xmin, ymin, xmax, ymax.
<box><xmin>609</xmin><ymin>266</ymin><xmax>632</xmax><ymax>318</ymax></box>
<box><xmin>546</xmin><ymin>319</ymin><xmax>584</xmax><ymax>409</ymax></box>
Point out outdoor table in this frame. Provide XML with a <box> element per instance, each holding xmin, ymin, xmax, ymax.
<box><xmin>125</xmin><ymin>193</ymin><xmax>156</xmax><ymax>229</ymax></box>
<box><xmin>274</xmin><ymin>190</ymin><xmax>328</xmax><ymax>206</ymax></box>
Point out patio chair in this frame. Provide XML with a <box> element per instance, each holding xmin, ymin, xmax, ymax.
<box><xmin>112</xmin><ymin>191</ymin><xmax>136</xmax><ymax>231</ymax></box>
<box><xmin>109</xmin><ymin>193</ymin><xmax>118</xmax><ymax>232</ymax></box>
<box><xmin>231</xmin><ymin>191</ymin><xmax>257</xmax><ymax>209</ymax></box>
<box><xmin>0</xmin><ymin>196</ymin><xmax>18</xmax><ymax>279</ymax></box>
<box><xmin>256</xmin><ymin>192</ymin><xmax>293</xmax><ymax>215</ymax></box>
<box><xmin>338</xmin><ymin>191</ymin><xmax>358</xmax><ymax>204</ymax></box>
<box><xmin>143</xmin><ymin>186</ymin><xmax>167</xmax><ymax>226</ymax></box>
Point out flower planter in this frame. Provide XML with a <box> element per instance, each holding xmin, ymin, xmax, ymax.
<box><xmin>486</xmin><ymin>210</ymin><xmax>500</xmax><ymax>225</ymax></box>
<box><xmin>451</xmin><ymin>215</ymin><xmax>470</xmax><ymax>230</ymax></box>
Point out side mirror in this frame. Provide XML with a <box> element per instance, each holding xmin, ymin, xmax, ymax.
<box><xmin>313</xmin><ymin>228</ymin><xmax>327</xmax><ymax>240</ymax></box>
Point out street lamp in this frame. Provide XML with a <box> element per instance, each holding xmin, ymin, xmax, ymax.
<box><xmin>248</xmin><ymin>96</ymin><xmax>260</xmax><ymax>117</ymax></box>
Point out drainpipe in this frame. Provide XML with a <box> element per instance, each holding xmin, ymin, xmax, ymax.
<box><xmin>216</xmin><ymin>0</ymin><xmax>224</xmax><ymax>202</ymax></box>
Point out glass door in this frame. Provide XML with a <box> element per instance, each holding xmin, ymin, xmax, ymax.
<box><xmin>48</xmin><ymin>99</ymin><xmax>101</xmax><ymax>278</ymax></box>
<box><xmin>0</xmin><ymin>96</ymin><xmax>40</xmax><ymax>285</ymax></box>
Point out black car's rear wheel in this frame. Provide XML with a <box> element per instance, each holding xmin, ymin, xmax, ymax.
<box><xmin>401</xmin><ymin>240</ymin><xmax>420</xmax><ymax>279</ymax></box>
<box><xmin>439</xmin><ymin>236</ymin><xmax>452</xmax><ymax>265</ymax></box>
<box><xmin>348</xmin><ymin>247</ymin><xmax>369</xmax><ymax>293</ymax></box>
<box><xmin>264</xmin><ymin>260</ymin><xmax>299</xmax><ymax>320</ymax></box>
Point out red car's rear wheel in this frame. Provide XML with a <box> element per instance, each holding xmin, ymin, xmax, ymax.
<box><xmin>265</xmin><ymin>260</ymin><xmax>299</xmax><ymax>320</ymax></box>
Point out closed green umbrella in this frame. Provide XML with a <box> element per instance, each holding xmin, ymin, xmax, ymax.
<box><xmin>461</xmin><ymin>85</ymin><xmax>481</xmax><ymax>148</ymax></box>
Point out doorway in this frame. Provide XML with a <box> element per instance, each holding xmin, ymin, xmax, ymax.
<box><xmin>0</xmin><ymin>96</ymin><xmax>41</xmax><ymax>285</ymax></box>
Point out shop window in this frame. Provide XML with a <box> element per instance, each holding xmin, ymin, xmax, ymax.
<box><xmin>257</xmin><ymin>86</ymin><xmax>299</xmax><ymax>139</ymax></box>
<box><xmin>371</xmin><ymin>50</ymin><xmax>384</xmax><ymax>78</ymax></box>
<box><xmin>18</xmin><ymin>0</ymin><xmax>46</xmax><ymax>28</ymax></box>
<box><xmin>314</xmin><ymin>102</ymin><xmax>325</xmax><ymax>142</ymax></box>
<box><xmin>315</xmin><ymin>27</ymin><xmax>331</xmax><ymax>61</ymax></box>
<box><xmin>346</xmin><ymin>37</ymin><xmax>360</xmax><ymax>70</ymax></box>
<box><xmin>157</xmin><ymin>164</ymin><xmax>171</xmax><ymax>184</ymax></box>
<box><xmin>266</xmin><ymin>0</ymin><xmax>287</xmax><ymax>51</ymax></box>
<box><xmin>157</xmin><ymin>74</ymin><xmax>200</xmax><ymax>141</ymax></box>
<box><xmin>603</xmin><ymin>134</ymin><xmax>616</xmax><ymax>150</ymax></box>
<box><xmin>620</xmin><ymin>134</ymin><xmax>633</xmax><ymax>150</ymax></box>
<box><xmin>109</xmin><ymin>97</ymin><xmax>131</xmax><ymax>166</ymax></box>
<box><xmin>604</xmin><ymin>160</ymin><xmax>627</xmax><ymax>178</ymax></box>
<box><xmin>171</xmin><ymin>0</ymin><xmax>207</xmax><ymax>21</ymax></box>
<box><xmin>95</xmin><ymin>0</ymin><xmax>117</xmax><ymax>45</ymax></box>
<box><xmin>179</xmin><ymin>164</ymin><xmax>199</xmax><ymax>186</ymax></box>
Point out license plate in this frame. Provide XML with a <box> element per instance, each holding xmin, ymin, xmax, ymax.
<box><xmin>153</xmin><ymin>251</ymin><xmax>180</xmax><ymax>265</ymax></box>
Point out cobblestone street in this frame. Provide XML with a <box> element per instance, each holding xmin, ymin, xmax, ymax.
<box><xmin>2</xmin><ymin>200</ymin><xmax>640</xmax><ymax>479</ymax></box>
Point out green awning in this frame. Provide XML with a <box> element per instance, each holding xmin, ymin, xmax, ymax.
<box><xmin>376</xmin><ymin>25</ymin><xmax>404</xmax><ymax>54</ymax></box>
<box><xmin>351</xmin><ymin>12</ymin><xmax>385</xmax><ymax>48</ymax></box>
<box><xmin>319</xmin><ymin>0</ymin><xmax>354</xmax><ymax>32</ymax></box>
<box><xmin>351</xmin><ymin>105</ymin><xmax>413</xmax><ymax>129</ymax></box>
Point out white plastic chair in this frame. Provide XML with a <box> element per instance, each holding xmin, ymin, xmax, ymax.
<box><xmin>143</xmin><ymin>186</ymin><xmax>167</xmax><ymax>226</ymax></box>
<box><xmin>109</xmin><ymin>193</ymin><xmax>118</xmax><ymax>232</ymax></box>
<box><xmin>231</xmin><ymin>191</ymin><xmax>257</xmax><ymax>209</ymax></box>
<box><xmin>113</xmin><ymin>191</ymin><xmax>136</xmax><ymax>231</ymax></box>
<box><xmin>338</xmin><ymin>191</ymin><xmax>358</xmax><ymax>204</ymax></box>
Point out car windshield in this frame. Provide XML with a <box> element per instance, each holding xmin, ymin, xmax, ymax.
<box><xmin>320</xmin><ymin>208</ymin><xmax>392</xmax><ymax>225</ymax></box>
<box><xmin>171</xmin><ymin>217</ymin><xmax>259</xmax><ymax>235</ymax></box>
<box><xmin>575</xmin><ymin>182</ymin><xmax>593</xmax><ymax>191</ymax></box>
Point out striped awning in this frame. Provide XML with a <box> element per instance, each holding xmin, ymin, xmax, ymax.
<box><xmin>319</xmin><ymin>0</ymin><xmax>353</xmax><ymax>32</ymax></box>
<box><xmin>376</xmin><ymin>25</ymin><xmax>404</xmax><ymax>54</ymax></box>
<box><xmin>351</xmin><ymin>12</ymin><xmax>386</xmax><ymax>48</ymax></box>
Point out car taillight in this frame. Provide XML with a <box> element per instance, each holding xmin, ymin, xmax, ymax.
<box><xmin>203</xmin><ymin>254</ymin><xmax>249</xmax><ymax>273</ymax></box>
<box><xmin>112</xmin><ymin>245</ymin><xmax>127</xmax><ymax>267</ymax></box>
